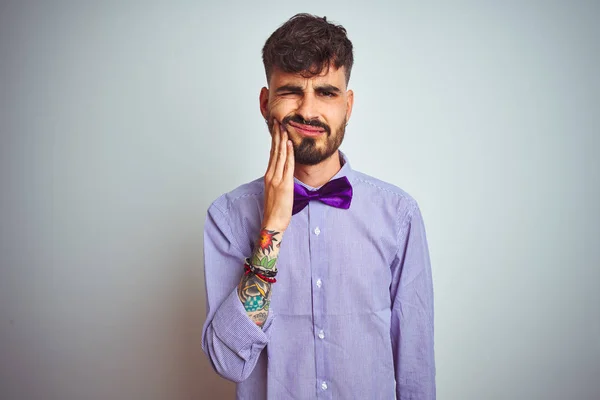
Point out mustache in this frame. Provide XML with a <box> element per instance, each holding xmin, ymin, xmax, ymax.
<box><xmin>282</xmin><ymin>115</ymin><xmax>331</xmax><ymax>134</ymax></box>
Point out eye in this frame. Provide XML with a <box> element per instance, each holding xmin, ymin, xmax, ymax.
<box><xmin>320</xmin><ymin>91</ymin><xmax>336</xmax><ymax>98</ymax></box>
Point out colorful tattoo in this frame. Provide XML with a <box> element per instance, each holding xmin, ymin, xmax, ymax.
<box><xmin>258</xmin><ymin>229</ymin><xmax>278</xmax><ymax>254</ymax></box>
<box><xmin>250</xmin><ymin>312</ymin><xmax>268</xmax><ymax>325</ymax></box>
<box><xmin>244</xmin><ymin>296</ymin><xmax>264</xmax><ymax>312</ymax></box>
<box><xmin>238</xmin><ymin>228</ymin><xmax>282</xmax><ymax>328</ymax></box>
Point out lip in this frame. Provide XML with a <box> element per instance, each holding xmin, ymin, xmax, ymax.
<box><xmin>287</xmin><ymin>121</ymin><xmax>326</xmax><ymax>137</ymax></box>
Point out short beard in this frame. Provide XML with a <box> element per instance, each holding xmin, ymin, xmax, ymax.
<box><xmin>289</xmin><ymin>118</ymin><xmax>347</xmax><ymax>166</ymax></box>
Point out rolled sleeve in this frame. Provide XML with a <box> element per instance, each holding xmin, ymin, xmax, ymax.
<box><xmin>201</xmin><ymin>201</ymin><xmax>274</xmax><ymax>382</ymax></box>
<box><xmin>212</xmin><ymin>287</ymin><xmax>275</xmax><ymax>360</ymax></box>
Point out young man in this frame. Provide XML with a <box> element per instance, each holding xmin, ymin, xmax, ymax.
<box><xmin>202</xmin><ymin>13</ymin><xmax>435</xmax><ymax>399</ymax></box>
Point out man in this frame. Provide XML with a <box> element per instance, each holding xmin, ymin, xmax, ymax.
<box><xmin>202</xmin><ymin>13</ymin><xmax>435</xmax><ymax>399</ymax></box>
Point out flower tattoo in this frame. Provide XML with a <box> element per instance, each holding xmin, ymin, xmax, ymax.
<box><xmin>258</xmin><ymin>229</ymin><xmax>278</xmax><ymax>254</ymax></box>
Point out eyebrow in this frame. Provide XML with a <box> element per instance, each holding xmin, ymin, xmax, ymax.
<box><xmin>314</xmin><ymin>84</ymin><xmax>341</xmax><ymax>94</ymax></box>
<box><xmin>274</xmin><ymin>84</ymin><xmax>342</xmax><ymax>94</ymax></box>
<box><xmin>275</xmin><ymin>84</ymin><xmax>304</xmax><ymax>93</ymax></box>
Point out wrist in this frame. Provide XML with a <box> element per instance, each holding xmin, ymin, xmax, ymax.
<box><xmin>244</xmin><ymin>259</ymin><xmax>277</xmax><ymax>283</ymax></box>
<box><xmin>254</xmin><ymin>227</ymin><xmax>283</xmax><ymax>255</ymax></box>
<box><xmin>250</xmin><ymin>227</ymin><xmax>283</xmax><ymax>270</ymax></box>
<box><xmin>259</xmin><ymin>222</ymin><xmax>287</xmax><ymax>236</ymax></box>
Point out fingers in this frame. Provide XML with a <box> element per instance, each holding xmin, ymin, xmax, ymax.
<box><xmin>267</xmin><ymin>120</ymin><xmax>276</xmax><ymax>165</ymax></box>
<box><xmin>283</xmin><ymin>138</ymin><xmax>294</xmax><ymax>180</ymax></box>
<box><xmin>273</xmin><ymin>124</ymin><xmax>288</xmax><ymax>179</ymax></box>
<box><xmin>265</xmin><ymin>120</ymin><xmax>280</xmax><ymax>180</ymax></box>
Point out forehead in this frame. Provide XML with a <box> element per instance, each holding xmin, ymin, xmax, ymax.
<box><xmin>269</xmin><ymin>66</ymin><xmax>347</xmax><ymax>89</ymax></box>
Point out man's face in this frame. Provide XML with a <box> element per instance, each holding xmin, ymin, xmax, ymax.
<box><xmin>260</xmin><ymin>65</ymin><xmax>354</xmax><ymax>165</ymax></box>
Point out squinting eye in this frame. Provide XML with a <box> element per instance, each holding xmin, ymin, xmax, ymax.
<box><xmin>321</xmin><ymin>91</ymin><xmax>335</xmax><ymax>97</ymax></box>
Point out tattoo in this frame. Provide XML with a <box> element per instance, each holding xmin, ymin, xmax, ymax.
<box><xmin>250</xmin><ymin>229</ymin><xmax>281</xmax><ymax>270</ymax></box>
<box><xmin>250</xmin><ymin>312</ymin><xmax>268</xmax><ymax>327</ymax></box>
<box><xmin>239</xmin><ymin>275</ymin><xmax>272</xmax><ymax>309</ymax></box>
<box><xmin>257</xmin><ymin>229</ymin><xmax>278</xmax><ymax>254</ymax></box>
<box><xmin>238</xmin><ymin>228</ymin><xmax>283</xmax><ymax>328</ymax></box>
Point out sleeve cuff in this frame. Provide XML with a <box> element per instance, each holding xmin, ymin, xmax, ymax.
<box><xmin>212</xmin><ymin>288</ymin><xmax>275</xmax><ymax>360</ymax></box>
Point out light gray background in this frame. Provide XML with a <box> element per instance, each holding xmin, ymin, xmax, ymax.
<box><xmin>1</xmin><ymin>1</ymin><xmax>599</xmax><ymax>399</ymax></box>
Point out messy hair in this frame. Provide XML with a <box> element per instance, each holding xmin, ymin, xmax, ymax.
<box><xmin>262</xmin><ymin>13</ymin><xmax>354</xmax><ymax>85</ymax></box>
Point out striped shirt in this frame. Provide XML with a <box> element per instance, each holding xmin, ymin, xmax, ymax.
<box><xmin>202</xmin><ymin>152</ymin><xmax>435</xmax><ymax>399</ymax></box>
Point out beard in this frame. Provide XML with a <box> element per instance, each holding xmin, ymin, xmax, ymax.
<box><xmin>268</xmin><ymin>114</ymin><xmax>347</xmax><ymax>166</ymax></box>
<box><xmin>292</xmin><ymin>123</ymin><xmax>345</xmax><ymax>165</ymax></box>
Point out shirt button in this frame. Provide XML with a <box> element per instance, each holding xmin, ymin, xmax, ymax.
<box><xmin>316</xmin><ymin>279</ymin><xmax>322</xmax><ymax>288</ymax></box>
<box><xmin>314</xmin><ymin>227</ymin><xmax>321</xmax><ymax>236</ymax></box>
<box><xmin>321</xmin><ymin>382</ymin><xmax>328</xmax><ymax>391</ymax></box>
<box><xmin>318</xmin><ymin>330</ymin><xmax>325</xmax><ymax>339</ymax></box>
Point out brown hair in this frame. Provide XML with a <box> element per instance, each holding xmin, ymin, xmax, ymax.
<box><xmin>262</xmin><ymin>13</ymin><xmax>354</xmax><ymax>85</ymax></box>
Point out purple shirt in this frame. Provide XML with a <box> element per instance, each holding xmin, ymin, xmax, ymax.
<box><xmin>202</xmin><ymin>153</ymin><xmax>435</xmax><ymax>399</ymax></box>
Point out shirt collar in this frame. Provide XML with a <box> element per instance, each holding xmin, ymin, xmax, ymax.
<box><xmin>293</xmin><ymin>150</ymin><xmax>353</xmax><ymax>191</ymax></box>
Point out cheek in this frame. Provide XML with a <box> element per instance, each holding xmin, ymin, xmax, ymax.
<box><xmin>268</xmin><ymin>99</ymin><xmax>296</xmax><ymax>120</ymax></box>
<box><xmin>268</xmin><ymin>97</ymin><xmax>292</xmax><ymax>116</ymax></box>
<box><xmin>326</xmin><ymin>106</ymin><xmax>348</xmax><ymax>127</ymax></box>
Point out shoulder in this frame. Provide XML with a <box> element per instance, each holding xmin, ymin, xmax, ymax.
<box><xmin>208</xmin><ymin>177</ymin><xmax>264</xmax><ymax>216</ymax></box>
<box><xmin>349</xmin><ymin>170</ymin><xmax>425</xmax><ymax>242</ymax></box>
<box><xmin>350</xmin><ymin>170</ymin><xmax>419</xmax><ymax>211</ymax></box>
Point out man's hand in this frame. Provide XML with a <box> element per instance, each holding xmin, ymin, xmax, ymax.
<box><xmin>237</xmin><ymin>120</ymin><xmax>293</xmax><ymax>328</ymax></box>
<box><xmin>262</xmin><ymin>119</ymin><xmax>295</xmax><ymax>232</ymax></box>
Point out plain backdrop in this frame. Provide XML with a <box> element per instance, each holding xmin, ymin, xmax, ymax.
<box><xmin>1</xmin><ymin>1</ymin><xmax>599</xmax><ymax>399</ymax></box>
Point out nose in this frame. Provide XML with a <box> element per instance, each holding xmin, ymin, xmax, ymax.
<box><xmin>295</xmin><ymin>92</ymin><xmax>319</xmax><ymax>122</ymax></box>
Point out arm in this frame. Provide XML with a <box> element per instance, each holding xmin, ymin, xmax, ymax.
<box><xmin>237</xmin><ymin>119</ymin><xmax>294</xmax><ymax>328</ymax></box>
<box><xmin>390</xmin><ymin>203</ymin><xmax>436</xmax><ymax>399</ymax></box>
<box><xmin>238</xmin><ymin>228</ymin><xmax>283</xmax><ymax>327</ymax></box>
<box><xmin>201</xmin><ymin>121</ymin><xmax>294</xmax><ymax>382</ymax></box>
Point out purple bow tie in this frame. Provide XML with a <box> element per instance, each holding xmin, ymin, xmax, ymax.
<box><xmin>292</xmin><ymin>176</ymin><xmax>353</xmax><ymax>215</ymax></box>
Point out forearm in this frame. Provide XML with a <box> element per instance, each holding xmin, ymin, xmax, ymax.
<box><xmin>238</xmin><ymin>228</ymin><xmax>283</xmax><ymax>328</ymax></box>
<box><xmin>203</xmin><ymin>287</ymin><xmax>274</xmax><ymax>382</ymax></box>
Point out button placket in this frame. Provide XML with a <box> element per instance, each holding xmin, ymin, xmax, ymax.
<box><xmin>308</xmin><ymin>201</ymin><xmax>329</xmax><ymax>398</ymax></box>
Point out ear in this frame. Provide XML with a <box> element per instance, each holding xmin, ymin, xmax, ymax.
<box><xmin>345</xmin><ymin>89</ymin><xmax>354</xmax><ymax>122</ymax></box>
<box><xmin>259</xmin><ymin>87</ymin><xmax>269</xmax><ymax>120</ymax></box>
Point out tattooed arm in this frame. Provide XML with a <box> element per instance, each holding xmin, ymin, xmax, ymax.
<box><xmin>238</xmin><ymin>228</ymin><xmax>282</xmax><ymax>327</ymax></box>
<box><xmin>238</xmin><ymin>119</ymin><xmax>294</xmax><ymax>328</ymax></box>
<box><xmin>200</xmin><ymin>120</ymin><xmax>293</xmax><ymax>381</ymax></box>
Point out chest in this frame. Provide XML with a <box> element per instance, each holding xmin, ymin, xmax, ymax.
<box><xmin>272</xmin><ymin>201</ymin><xmax>397</xmax><ymax>316</ymax></box>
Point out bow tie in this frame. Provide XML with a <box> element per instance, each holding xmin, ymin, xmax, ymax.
<box><xmin>292</xmin><ymin>176</ymin><xmax>353</xmax><ymax>215</ymax></box>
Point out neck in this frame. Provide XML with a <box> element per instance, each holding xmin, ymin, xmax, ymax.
<box><xmin>294</xmin><ymin>151</ymin><xmax>342</xmax><ymax>188</ymax></box>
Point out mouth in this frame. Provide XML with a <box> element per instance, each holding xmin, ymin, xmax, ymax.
<box><xmin>287</xmin><ymin>121</ymin><xmax>326</xmax><ymax>137</ymax></box>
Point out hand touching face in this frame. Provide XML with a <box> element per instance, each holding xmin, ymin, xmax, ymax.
<box><xmin>261</xmin><ymin>119</ymin><xmax>295</xmax><ymax>232</ymax></box>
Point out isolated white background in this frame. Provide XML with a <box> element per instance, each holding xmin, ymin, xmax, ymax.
<box><xmin>1</xmin><ymin>1</ymin><xmax>599</xmax><ymax>399</ymax></box>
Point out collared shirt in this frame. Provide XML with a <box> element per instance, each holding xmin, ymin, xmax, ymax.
<box><xmin>202</xmin><ymin>152</ymin><xmax>435</xmax><ymax>399</ymax></box>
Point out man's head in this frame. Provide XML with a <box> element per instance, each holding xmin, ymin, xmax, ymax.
<box><xmin>260</xmin><ymin>14</ymin><xmax>354</xmax><ymax>166</ymax></box>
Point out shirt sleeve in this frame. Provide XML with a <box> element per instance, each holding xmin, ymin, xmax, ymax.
<box><xmin>201</xmin><ymin>203</ymin><xmax>275</xmax><ymax>383</ymax></box>
<box><xmin>390</xmin><ymin>202</ymin><xmax>436</xmax><ymax>399</ymax></box>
